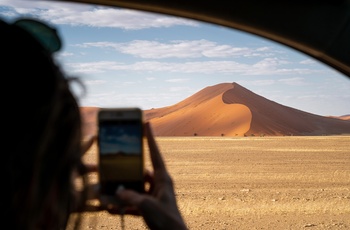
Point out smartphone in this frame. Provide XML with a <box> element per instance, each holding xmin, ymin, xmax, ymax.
<box><xmin>97</xmin><ymin>108</ymin><xmax>145</xmax><ymax>201</ymax></box>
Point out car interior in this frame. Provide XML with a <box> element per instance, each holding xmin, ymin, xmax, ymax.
<box><xmin>2</xmin><ymin>0</ymin><xmax>350</xmax><ymax>229</ymax></box>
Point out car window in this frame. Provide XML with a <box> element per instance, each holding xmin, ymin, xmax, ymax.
<box><xmin>1</xmin><ymin>1</ymin><xmax>349</xmax><ymax>229</ymax></box>
<box><xmin>1</xmin><ymin>1</ymin><xmax>349</xmax><ymax>116</ymax></box>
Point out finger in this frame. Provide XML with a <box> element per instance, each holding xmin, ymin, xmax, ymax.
<box><xmin>81</xmin><ymin>135</ymin><xmax>96</xmax><ymax>154</ymax></box>
<box><xmin>137</xmin><ymin>199</ymin><xmax>168</xmax><ymax>229</ymax></box>
<box><xmin>144</xmin><ymin>170</ymin><xmax>154</xmax><ymax>194</ymax></box>
<box><xmin>117</xmin><ymin>189</ymin><xmax>144</xmax><ymax>207</ymax></box>
<box><xmin>106</xmin><ymin>206</ymin><xmax>141</xmax><ymax>215</ymax></box>
<box><xmin>77</xmin><ymin>163</ymin><xmax>97</xmax><ymax>176</ymax></box>
<box><xmin>108</xmin><ymin>189</ymin><xmax>146</xmax><ymax>215</ymax></box>
<box><xmin>73</xmin><ymin>203</ymin><xmax>138</xmax><ymax>214</ymax></box>
<box><xmin>73</xmin><ymin>202</ymin><xmax>140</xmax><ymax>215</ymax></box>
<box><xmin>144</xmin><ymin>122</ymin><xmax>166</xmax><ymax>172</ymax></box>
<box><xmin>84</xmin><ymin>163</ymin><xmax>98</xmax><ymax>173</ymax></box>
<box><xmin>79</xmin><ymin>183</ymin><xmax>100</xmax><ymax>200</ymax></box>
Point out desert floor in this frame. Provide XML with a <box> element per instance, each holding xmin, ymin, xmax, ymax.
<box><xmin>69</xmin><ymin>136</ymin><xmax>350</xmax><ymax>229</ymax></box>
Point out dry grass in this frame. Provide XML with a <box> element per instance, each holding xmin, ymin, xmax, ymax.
<box><xmin>73</xmin><ymin>136</ymin><xmax>350</xmax><ymax>229</ymax></box>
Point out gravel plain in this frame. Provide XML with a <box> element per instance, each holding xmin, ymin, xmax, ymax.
<box><xmin>69</xmin><ymin>136</ymin><xmax>350</xmax><ymax>230</ymax></box>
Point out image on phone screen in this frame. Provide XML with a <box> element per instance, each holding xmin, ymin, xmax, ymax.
<box><xmin>99</xmin><ymin>119</ymin><xmax>144</xmax><ymax>195</ymax></box>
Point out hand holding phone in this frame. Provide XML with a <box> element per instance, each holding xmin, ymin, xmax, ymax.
<box><xmin>113</xmin><ymin>122</ymin><xmax>188</xmax><ymax>229</ymax></box>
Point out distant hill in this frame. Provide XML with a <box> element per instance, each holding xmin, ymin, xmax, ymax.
<box><xmin>328</xmin><ymin>114</ymin><xmax>350</xmax><ymax>121</ymax></box>
<box><xmin>80</xmin><ymin>106</ymin><xmax>99</xmax><ymax>137</ymax></box>
<box><xmin>80</xmin><ymin>82</ymin><xmax>350</xmax><ymax>137</ymax></box>
<box><xmin>143</xmin><ymin>82</ymin><xmax>350</xmax><ymax>136</ymax></box>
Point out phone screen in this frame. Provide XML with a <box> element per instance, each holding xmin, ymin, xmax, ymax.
<box><xmin>98</xmin><ymin>112</ymin><xmax>144</xmax><ymax>195</ymax></box>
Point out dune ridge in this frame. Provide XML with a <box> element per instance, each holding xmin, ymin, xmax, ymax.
<box><xmin>328</xmin><ymin>114</ymin><xmax>350</xmax><ymax>121</ymax></box>
<box><xmin>80</xmin><ymin>82</ymin><xmax>350</xmax><ymax>137</ymax></box>
<box><xmin>144</xmin><ymin>82</ymin><xmax>350</xmax><ymax>136</ymax></box>
<box><xmin>79</xmin><ymin>106</ymin><xmax>99</xmax><ymax>137</ymax></box>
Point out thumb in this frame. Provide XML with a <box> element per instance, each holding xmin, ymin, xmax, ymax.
<box><xmin>116</xmin><ymin>189</ymin><xmax>145</xmax><ymax>207</ymax></box>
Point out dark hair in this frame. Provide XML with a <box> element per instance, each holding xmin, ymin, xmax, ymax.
<box><xmin>1</xmin><ymin>19</ymin><xmax>86</xmax><ymax>229</ymax></box>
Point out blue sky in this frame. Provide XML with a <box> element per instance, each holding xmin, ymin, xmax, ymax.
<box><xmin>1</xmin><ymin>0</ymin><xmax>350</xmax><ymax>116</ymax></box>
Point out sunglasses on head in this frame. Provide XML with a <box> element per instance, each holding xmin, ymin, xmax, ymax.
<box><xmin>13</xmin><ymin>18</ymin><xmax>61</xmax><ymax>54</ymax></box>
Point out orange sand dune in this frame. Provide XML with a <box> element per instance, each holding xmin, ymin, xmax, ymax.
<box><xmin>144</xmin><ymin>82</ymin><xmax>350</xmax><ymax>136</ymax></box>
<box><xmin>340</xmin><ymin>115</ymin><xmax>350</xmax><ymax>120</ymax></box>
<box><xmin>145</xmin><ymin>83</ymin><xmax>251</xmax><ymax>136</ymax></box>
<box><xmin>79</xmin><ymin>106</ymin><xmax>99</xmax><ymax>137</ymax></box>
<box><xmin>80</xmin><ymin>82</ymin><xmax>350</xmax><ymax>137</ymax></box>
<box><xmin>328</xmin><ymin>114</ymin><xmax>350</xmax><ymax>121</ymax></box>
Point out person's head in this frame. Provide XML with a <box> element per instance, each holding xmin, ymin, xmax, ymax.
<box><xmin>1</xmin><ymin>18</ymin><xmax>86</xmax><ymax>229</ymax></box>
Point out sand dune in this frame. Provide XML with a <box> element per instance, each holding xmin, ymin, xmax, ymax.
<box><xmin>145</xmin><ymin>83</ymin><xmax>251</xmax><ymax>136</ymax></box>
<box><xmin>329</xmin><ymin>114</ymin><xmax>350</xmax><ymax>121</ymax></box>
<box><xmin>79</xmin><ymin>106</ymin><xmax>99</xmax><ymax>137</ymax></box>
<box><xmin>144</xmin><ymin>82</ymin><xmax>350</xmax><ymax>136</ymax></box>
<box><xmin>80</xmin><ymin>82</ymin><xmax>350</xmax><ymax>137</ymax></box>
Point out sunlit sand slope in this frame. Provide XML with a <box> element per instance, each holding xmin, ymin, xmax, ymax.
<box><xmin>144</xmin><ymin>82</ymin><xmax>350</xmax><ymax>136</ymax></box>
<box><xmin>80</xmin><ymin>82</ymin><xmax>350</xmax><ymax>136</ymax></box>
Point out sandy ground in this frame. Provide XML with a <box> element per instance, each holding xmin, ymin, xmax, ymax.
<box><xmin>68</xmin><ymin>136</ymin><xmax>350</xmax><ymax>229</ymax></box>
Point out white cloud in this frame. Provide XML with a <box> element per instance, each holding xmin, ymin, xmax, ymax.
<box><xmin>166</xmin><ymin>78</ymin><xmax>189</xmax><ymax>83</ymax></box>
<box><xmin>169</xmin><ymin>86</ymin><xmax>191</xmax><ymax>92</ymax></box>
<box><xmin>65</xmin><ymin>59</ymin><xmax>323</xmax><ymax>76</ymax></box>
<box><xmin>59</xmin><ymin>51</ymin><xmax>74</xmax><ymax>57</ymax></box>
<box><xmin>84</xmin><ymin>79</ymin><xmax>106</xmax><ymax>85</ymax></box>
<box><xmin>80</xmin><ymin>40</ymin><xmax>274</xmax><ymax>59</ymax></box>
<box><xmin>300</xmin><ymin>59</ymin><xmax>316</xmax><ymax>65</ymax></box>
<box><xmin>0</xmin><ymin>1</ymin><xmax>198</xmax><ymax>29</ymax></box>
<box><xmin>278</xmin><ymin>77</ymin><xmax>307</xmax><ymax>86</ymax></box>
<box><xmin>237</xmin><ymin>80</ymin><xmax>276</xmax><ymax>86</ymax></box>
<box><xmin>244</xmin><ymin>58</ymin><xmax>320</xmax><ymax>75</ymax></box>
